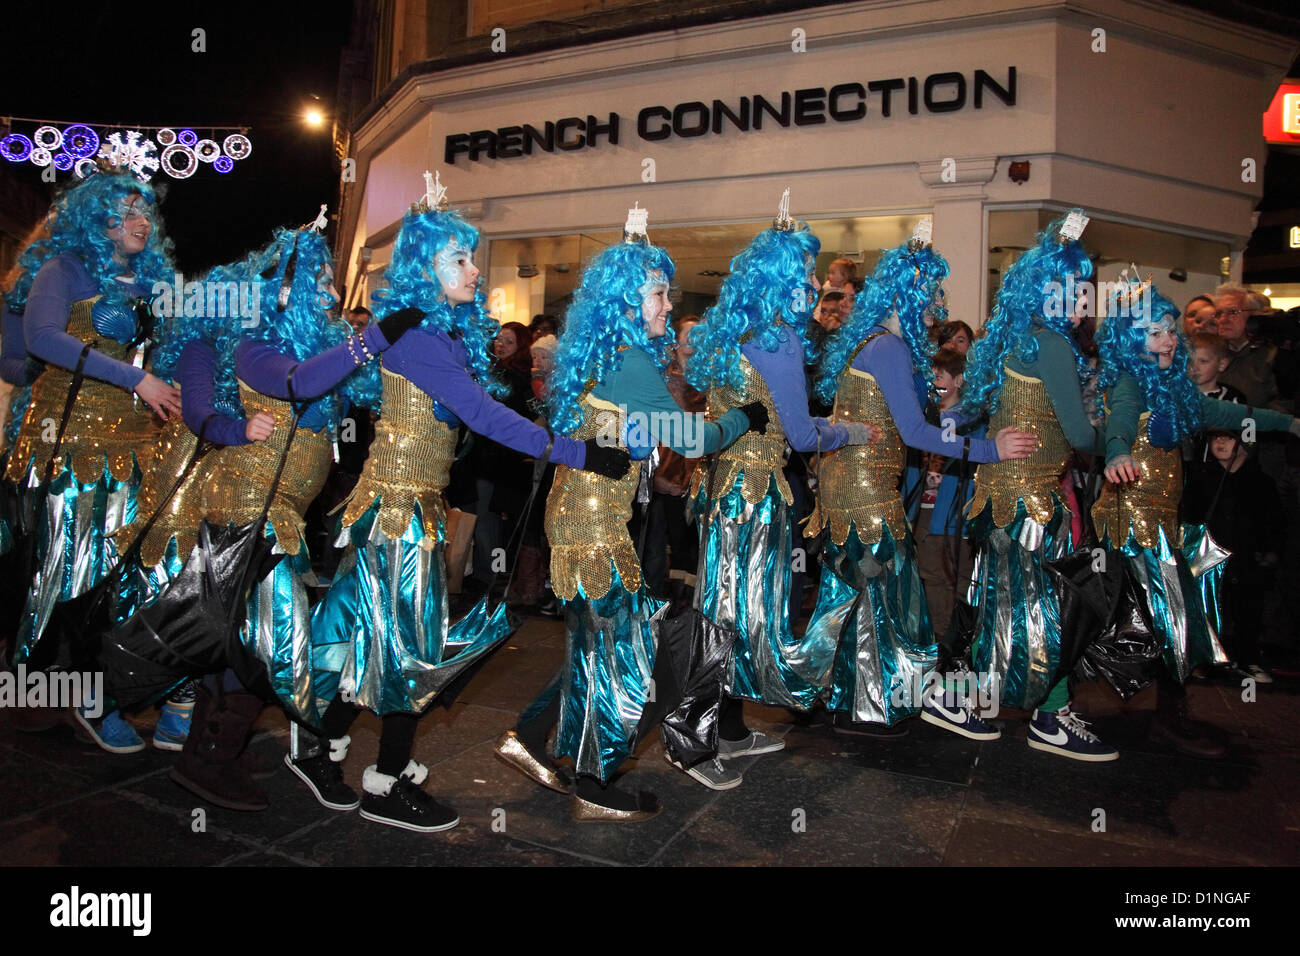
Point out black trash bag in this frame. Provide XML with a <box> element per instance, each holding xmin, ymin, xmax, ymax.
<box><xmin>1049</xmin><ymin>544</ymin><xmax>1126</xmax><ymax>680</ymax></box>
<box><xmin>1073</xmin><ymin>564</ymin><xmax>1162</xmax><ymax>700</ymax></box>
<box><xmin>633</xmin><ymin>603</ymin><xmax>738</xmax><ymax>769</ymax></box>
<box><xmin>939</xmin><ymin>600</ymin><xmax>978</xmax><ymax>673</ymax></box>
<box><xmin>94</xmin><ymin>519</ymin><xmax>284</xmax><ymax>711</ymax></box>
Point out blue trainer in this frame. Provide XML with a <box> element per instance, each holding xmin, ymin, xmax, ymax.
<box><xmin>152</xmin><ymin>699</ymin><xmax>195</xmax><ymax>752</ymax></box>
<box><xmin>74</xmin><ymin>707</ymin><xmax>146</xmax><ymax>755</ymax></box>
<box><xmin>1027</xmin><ymin>706</ymin><xmax>1118</xmax><ymax>762</ymax></box>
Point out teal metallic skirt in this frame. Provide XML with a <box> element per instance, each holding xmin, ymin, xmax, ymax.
<box><xmin>967</xmin><ymin>499</ymin><xmax>1072</xmax><ymax>711</ymax></box>
<box><xmin>14</xmin><ymin>462</ymin><xmax>138</xmax><ymax>663</ymax></box>
<box><xmin>1117</xmin><ymin>524</ymin><xmax>1228</xmax><ymax>684</ymax></box>
<box><xmin>555</xmin><ymin>565</ymin><xmax>665</xmax><ymax>782</ymax></box>
<box><xmin>692</xmin><ymin>471</ymin><xmax>819</xmax><ymax>710</ymax></box>
<box><xmin>310</xmin><ymin>500</ymin><xmax>512</xmax><ymax>717</ymax></box>
<box><xmin>802</xmin><ymin>523</ymin><xmax>937</xmax><ymax>725</ymax></box>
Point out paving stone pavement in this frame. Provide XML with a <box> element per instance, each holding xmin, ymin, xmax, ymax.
<box><xmin>1</xmin><ymin>615</ymin><xmax>1297</xmax><ymax>867</ymax></box>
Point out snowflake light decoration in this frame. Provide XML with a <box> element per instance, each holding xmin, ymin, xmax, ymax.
<box><xmin>99</xmin><ymin>130</ymin><xmax>160</xmax><ymax>180</ymax></box>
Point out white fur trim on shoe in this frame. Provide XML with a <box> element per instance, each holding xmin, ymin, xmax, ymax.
<box><xmin>329</xmin><ymin>735</ymin><xmax>351</xmax><ymax>762</ymax></box>
<box><xmin>401</xmin><ymin>760</ymin><xmax>428</xmax><ymax>785</ymax></box>
<box><xmin>362</xmin><ymin>765</ymin><xmax>397</xmax><ymax>797</ymax></box>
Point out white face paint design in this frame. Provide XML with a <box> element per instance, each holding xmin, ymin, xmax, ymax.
<box><xmin>1143</xmin><ymin>316</ymin><xmax>1178</xmax><ymax>369</ymax></box>
<box><xmin>434</xmin><ymin>241</ymin><xmax>479</xmax><ymax>305</ymax></box>
<box><xmin>639</xmin><ymin>269</ymin><xmax>671</xmax><ymax>339</ymax></box>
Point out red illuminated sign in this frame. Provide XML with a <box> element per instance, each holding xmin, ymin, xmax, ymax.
<box><xmin>1263</xmin><ymin>82</ymin><xmax>1300</xmax><ymax>145</ymax></box>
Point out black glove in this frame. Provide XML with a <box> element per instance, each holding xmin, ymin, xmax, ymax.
<box><xmin>376</xmin><ymin>307</ymin><xmax>426</xmax><ymax>346</ymax></box>
<box><xmin>740</xmin><ymin>401</ymin><xmax>769</xmax><ymax>435</ymax></box>
<box><xmin>583</xmin><ymin>438</ymin><xmax>632</xmax><ymax>480</ymax></box>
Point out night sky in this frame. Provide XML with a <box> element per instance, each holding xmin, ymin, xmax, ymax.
<box><xmin>4</xmin><ymin>1</ymin><xmax>352</xmax><ymax>275</ymax></box>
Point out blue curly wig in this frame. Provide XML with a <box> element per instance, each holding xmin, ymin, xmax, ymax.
<box><xmin>816</xmin><ymin>242</ymin><xmax>947</xmax><ymax>405</ymax></box>
<box><xmin>370</xmin><ymin>206</ymin><xmax>504</xmax><ymax>398</ymax></box>
<box><xmin>959</xmin><ymin>209</ymin><xmax>1094</xmax><ymax>418</ymax></box>
<box><xmin>686</xmin><ymin>225</ymin><xmax>820</xmax><ymax>392</ymax></box>
<box><xmin>245</xmin><ymin>228</ymin><xmax>381</xmax><ymax>426</ymax></box>
<box><xmin>4</xmin><ymin>172</ymin><xmax>173</xmax><ymax>315</ymax></box>
<box><xmin>545</xmin><ymin>242</ymin><xmax>676</xmax><ymax>436</ymax></box>
<box><xmin>1095</xmin><ymin>285</ymin><xmax>1202</xmax><ymax>445</ymax></box>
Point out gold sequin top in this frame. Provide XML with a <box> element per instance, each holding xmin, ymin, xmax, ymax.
<box><xmin>5</xmin><ymin>295</ymin><xmax>159</xmax><ymax>485</ymax></box>
<box><xmin>200</xmin><ymin>381</ymin><xmax>332</xmax><ymax>555</ymax></box>
<box><xmin>1091</xmin><ymin>412</ymin><xmax>1180</xmax><ymax>548</ymax></box>
<box><xmin>341</xmin><ymin>367</ymin><xmax>457</xmax><ymax>543</ymax></box>
<box><xmin>688</xmin><ymin>355</ymin><xmax>792</xmax><ymax>506</ymax></box>
<box><xmin>807</xmin><ymin>342</ymin><xmax>907</xmax><ymax>547</ymax></box>
<box><xmin>546</xmin><ymin>393</ymin><xmax>641</xmax><ymax>601</ymax></box>
<box><xmin>115</xmin><ymin>413</ymin><xmax>215</xmax><ymax>568</ymax></box>
<box><xmin>966</xmin><ymin>367</ymin><xmax>1070</xmax><ymax>527</ymax></box>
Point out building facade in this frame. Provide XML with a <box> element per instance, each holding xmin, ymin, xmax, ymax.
<box><xmin>335</xmin><ymin>0</ymin><xmax>1296</xmax><ymax>326</ymax></box>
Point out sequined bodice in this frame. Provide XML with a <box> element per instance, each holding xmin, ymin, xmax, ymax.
<box><xmin>6</xmin><ymin>295</ymin><xmax>158</xmax><ymax>485</ymax></box>
<box><xmin>967</xmin><ymin>368</ymin><xmax>1070</xmax><ymax>527</ymax></box>
<box><xmin>1091</xmin><ymin>412</ymin><xmax>1181</xmax><ymax>548</ymax></box>
<box><xmin>812</xmin><ymin>354</ymin><xmax>907</xmax><ymax>546</ymax></box>
<box><xmin>342</xmin><ymin>367</ymin><xmax>457</xmax><ymax>542</ymax></box>
<box><xmin>546</xmin><ymin>394</ymin><xmax>642</xmax><ymax>600</ymax></box>
<box><xmin>200</xmin><ymin>381</ymin><xmax>331</xmax><ymax>554</ymax></box>
<box><xmin>690</xmin><ymin>355</ymin><xmax>793</xmax><ymax>505</ymax></box>
<box><xmin>116</xmin><ymin>414</ymin><xmax>215</xmax><ymax>567</ymax></box>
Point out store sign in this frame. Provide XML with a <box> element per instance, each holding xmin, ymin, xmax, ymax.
<box><xmin>445</xmin><ymin>67</ymin><xmax>1016</xmax><ymax>164</ymax></box>
<box><xmin>1290</xmin><ymin>226</ymin><xmax>1300</xmax><ymax>250</ymax></box>
<box><xmin>1262</xmin><ymin>82</ymin><xmax>1300</xmax><ymax>145</ymax></box>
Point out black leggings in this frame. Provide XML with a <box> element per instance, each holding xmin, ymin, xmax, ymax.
<box><xmin>321</xmin><ymin>696</ymin><xmax>419</xmax><ymax>777</ymax></box>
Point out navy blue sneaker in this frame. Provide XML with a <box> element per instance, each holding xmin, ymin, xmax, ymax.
<box><xmin>1027</xmin><ymin>707</ymin><xmax>1117</xmax><ymax>762</ymax></box>
<box><xmin>921</xmin><ymin>693</ymin><xmax>1001</xmax><ymax>741</ymax></box>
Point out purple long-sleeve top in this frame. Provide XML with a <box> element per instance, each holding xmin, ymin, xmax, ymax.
<box><xmin>852</xmin><ymin>328</ymin><xmax>999</xmax><ymax>462</ymax></box>
<box><xmin>179</xmin><ymin>339</ymin><xmax>248</xmax><ymax>447</ymax></box>
<box><xmin>1</xmin><ymin>305</ymin><xmax>38</xmax><ymax>386</ymax></box>
<box><xmin>384</xmin><ymin>327</ymin><xmax>587</xmax><ymax>468</ymax></box>
<box><xmin>24</xmin><ymin>254</ymin><xmax>147</xmax><ymax>390</ymax></box>
<box><xmin>741</xmin><ymin>325</ymin><xmax>850</xmax><ymax>452</ymax></box>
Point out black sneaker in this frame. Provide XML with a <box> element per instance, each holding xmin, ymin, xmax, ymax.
<box><xmin>359</xmin><ymin>766</ymin><xmax>459</xmax><ymax>833</ymax></box>
<box><xmin>284</xmin><ymin>752</ymin><xmax>361</xmax><ymax>810</ymax></box>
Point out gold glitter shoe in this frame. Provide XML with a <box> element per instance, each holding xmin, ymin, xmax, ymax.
<box><xmin>570</xmin><ymin>792</ymin><xmax>661</xmax><ymax>823</ymax></box>
<box><xmin>493</xmin><ymin>731</ymin><xmax>571</xmax><ymax>793</ymax></box>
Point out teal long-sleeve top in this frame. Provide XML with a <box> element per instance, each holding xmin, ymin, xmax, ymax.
<box><xmin>1103</xmin><ymin>371</ymin><xmax>1294</xmax><ymax>462</ymax></box>
<box><xmin>1008</xmin><ymin>328</ymin><xmax>1106</xmax><ymax>457</ymax></box>
<box><xmin>591</xmin><ymin>347</ymin><xmax>748</xmax><ymax>459</ymax></box>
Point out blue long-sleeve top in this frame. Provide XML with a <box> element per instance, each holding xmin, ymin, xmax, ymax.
<box><xmin>741</xmin><ymin>325</ymin><xmax>850</xmax><ymax>452</ymax></box>
<box><xmin>384</xmin><ymin>327</ymin><xmax>589</xmax><ymax>468</ymax></box>
<box><xmin>854</xmin><ymin>327</ymin><xmax>999</xmax><ymax>462</ymax></box>
<box><xmin>593</xmin><ymin>347</ymin><xmax>748</xmax><ymax>460</ymax></box>
<box><xmin>23</xmin><ymin>254</ymin><xmax>149</xmax><ymax>390</ymax></box>
<box><xmin>179</xmin><ymin>339</ymin><xmax>249</xmax><ymax>447</ymax></box>
<box><xmin>236</xmin><ymin>332</ymin><xmax>386</xmax><ymax>432</ymax></box>
<box><xmin>1</xmin><ymin>305</ymin><xmax>39</xmax><ymax>386</ymax></box>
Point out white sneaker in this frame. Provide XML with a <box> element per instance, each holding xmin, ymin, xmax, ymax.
<box><xmin>1246</xmin><ymin>664</ymin><xmax>1274</xmax><ymax>685</ymax></box>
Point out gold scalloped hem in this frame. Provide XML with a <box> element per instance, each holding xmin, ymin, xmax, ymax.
<box><xmin>112</xmin><ymin>521</ymin><xmax>199</xmax><ymax>571</ymax></box>
<box><xmin>266</xmin><ymin>505</ymin><xmax>308</xmax><ymax>556</ymax></box>
<box><xmin>965</xmin><ymin>486</ymin><xmax>1068</xmax><ymax>529</ymax></box>
<box><xmin>816</xmin><ymin>503</ymin><xmax>911</xmax><ymax>548</ymax></box>
<box><xmin>340</xmin><ymin>484</ymin><xmax>445</xmax><ymax>545</ymax></box>
<box><xmin>1090</xmin><ymin>491</ymin><xmax>1177</xmax><ymax>552</ymax></box>
<box><xmin>549</xmin><ymin>545</ymin><xmax>642</xmax><ymax>602</ymax></box>
<box><xmin>690</xmin><ymin>460</ymin><xmax>792</xmax><ymax>507</ymax></box>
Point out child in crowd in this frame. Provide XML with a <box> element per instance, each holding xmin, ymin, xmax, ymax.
<box><xmin>1184</xmin><ymin>431</ymin><xmax>1280</xmax><ymax>684</ymax></box>
<box><xmin>902</xmin><ymin>346</ymin><xmax>980</xmax><ymax>643</ymax></box>
<box><xmin>1185</xmin><ymin>333</ymin><xmax>1246</xmax><ymax>462</ymax></box>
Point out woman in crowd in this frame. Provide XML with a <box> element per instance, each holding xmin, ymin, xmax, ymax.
<box><xmin>496</xmin><ymin>205</ymin><xmax>762</xmax><ymax>820</ymax></box>
<box><xmin>806</xmin><ymin>222</ymin><xmax>1036</xmax><ymax>738</ymax></box>
<box><xmin>958</xmin><ymin>209</ymin><xmax>1115</xmax><ymax>761</ymax></box>
<box><xmin>680</xmin><ymin>192</ymin><xmax>877</xmax><ymax>791</ymax></box>
<box><xmin>303</xmin><ymin>177</ymin><xmax>629</xmax><ymax>831</ymax></box>
<box><xmin>1094</xmin><ymin>278</ymin><xmax>1298</xmax><ymax>757</ymax></box>
<box><xmin>6</xmin><ymin>172</ymin><xmax>179</xmax><ymax>751</ymax></box>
